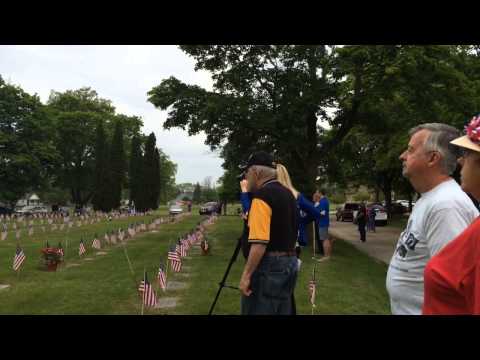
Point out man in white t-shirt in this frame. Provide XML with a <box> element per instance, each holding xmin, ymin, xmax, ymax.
<box><xmin>386</xmin><ymin>123</ymin><xmax>479</xmax><ymax>315</ymax></box>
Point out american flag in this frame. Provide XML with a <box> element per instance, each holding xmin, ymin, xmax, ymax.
<box><xmin>92</xmin><ymin>237</ymin><xmax>101</xmax><ymax>250</ymax></box>
<box><xmin>157</xmin><ymin>263</ymin><xmax>167</xmax><ymax>292</ymax></box>
<box><xmin>138</xmin><ymin>273</ymin><xmax>157</xmax><ymax>306</ymax></box>
<box><xmin>178</xmin><ymin>240</ymin><xmax>187</xmax><ymax>257</ymax></box>
<box><xmin>58</xmin><ymin>242</ymin><xmax>64</xmax><ymax>257</ymax></box>
<box><xmin>13</xmin><ymin>245</ymin><xmax>26</xmax><ymax>271</ymax></box>
<box><xmin>79</xmin><ymin>239</ymin><xmax>86</xmax><ymax>256</ymax></box>
<box><xmin>309</xmin><ymin>267</ymin><xmax>316</xmax><ymax>307</ymax></box>
<box><xmin>142</xmin><ymin>272</ymin><xmax>157</xmax><ymax>307</ymax></box>
<box><xmin>168</xmin><ymin>246</ymin><xmax>182</xmax><ymax>272</ymax></box>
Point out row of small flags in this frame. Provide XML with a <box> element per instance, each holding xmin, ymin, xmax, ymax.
<box><xmin>138</xmin><ymin>216</ymin><xmax>217</xmax><ymax>309</ymax></box>
<box><xmin>0</xmin><ymin>216</ymin><xmax>161</xmax><ymax>243</ymax></box>
<box><xmin>0</xmin><ymin>211</ymin><xmax>153</xmax><ymax>233</ymax></box>
<box><xmin>8</xmin><ymin>212</ymin><xmax>219</xmax><ymax>311</ymax></box>
<box><xmin>1</xmin><ymin>210</ymin><xmax>153</xmax><ymax>223</ymax></box>
<box><xmin>9</xmin><ymin>216</ymin><xmax>169</xmax><ymax>272</ymax></box>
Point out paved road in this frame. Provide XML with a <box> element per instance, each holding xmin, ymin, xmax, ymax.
<box><xmin>328</xmin><ymin>214</ymin><xmax>403</xmax><ymax>265</ymax></box>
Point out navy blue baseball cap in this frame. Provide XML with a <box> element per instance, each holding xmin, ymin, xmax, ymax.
<box><xmin>239</xmin><ymin>151</ymin><xmax>276</xmax><ymax>172</ymax></box>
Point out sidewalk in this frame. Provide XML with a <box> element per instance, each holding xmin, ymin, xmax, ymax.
<box><xmin>328</xmin><ymin>215</ymin><xmax>402</xmax><ymax>265</ymax></box>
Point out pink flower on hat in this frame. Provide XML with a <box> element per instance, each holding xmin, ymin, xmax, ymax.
<box><xmin>465</xmin><ymin>115</ymin><xmax>480</xmax><ymax>144</ymax></box>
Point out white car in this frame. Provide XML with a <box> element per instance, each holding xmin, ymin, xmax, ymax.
<box><xmin>169</xmin><ymin>204</ymin><xmax>183</xmax><ymax>215</ymax></box>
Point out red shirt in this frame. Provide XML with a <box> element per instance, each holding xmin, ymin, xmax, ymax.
<box><xmin>423</xmin><ymin>216</ymin><xmax>480</xmax><ymax>315</ymax></box>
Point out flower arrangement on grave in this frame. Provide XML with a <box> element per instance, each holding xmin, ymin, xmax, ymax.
<box><xmin>40</xmin><ymin>247</ymin><xmax>63</xmax><ymax>271</ymax></box>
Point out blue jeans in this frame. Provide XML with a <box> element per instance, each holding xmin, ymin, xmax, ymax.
<box><xmin>241</xmin><ymin>255</ymin><xmax>298</xmax><ymax>315</ymax></box>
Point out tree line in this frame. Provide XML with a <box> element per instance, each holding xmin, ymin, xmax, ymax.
<box><xmin>0</xmin><ymin>79</ymin><xmax>177</xmax><ymax>211</ymax></box>
<box><xmin>147</xmin><ymin>45</ymin><xmax>480</xmax><ymax>214</ymax></box>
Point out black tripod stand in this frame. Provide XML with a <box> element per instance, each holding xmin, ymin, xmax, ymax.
<box><xmin>208</xmin><ymin>236</ymin><xmax>242</xmax><ymax>315</ymax></box>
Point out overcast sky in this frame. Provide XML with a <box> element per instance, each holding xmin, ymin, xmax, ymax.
<box><xmin>0</xmin><ymin>45</ymin><xmax>224</xmax><ymax>185</ymax></box>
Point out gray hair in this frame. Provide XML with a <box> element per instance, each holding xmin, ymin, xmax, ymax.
<box><xmin>409</xmin><ymin>123</ymin><xmax>461</xmax><ymax>175</ymax></box>
<box><xmin>251</xmin><ymin>165</ymin><xmax>277</xmax><ymax>182</ymax></box>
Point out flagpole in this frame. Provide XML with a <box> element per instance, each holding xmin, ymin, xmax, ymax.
<box><xmin>311</xmin><ymin>264</ymin><xmax>316</xmax><ymax>315</ymax></box>
<box><xmin>165</xmin><ymin>238</ymin><xmax>172</xmax><ymax>287</ymax></box>
<box><xmin>312</xmin><ymin>221</ymin><xmax>316</xmax><ymax>260</ymax></box>
<box><xmin>121</xmin><ymin>240</ymin><xmax>139</xmax><ymax>291</ymax></box>
<box><xmin>65</xmin><ymin>227</ymin><xmax>69</xmax><ymax>265</ymax></box>
<box><xmin>141</xmin><ymin>267</ymin><xmax>146</xmax><ymax>316</ymax></box>
<box><xmin>16</xmin><ymin>240</ymin><xmax>21</xmax><ymax>281</ymax></box>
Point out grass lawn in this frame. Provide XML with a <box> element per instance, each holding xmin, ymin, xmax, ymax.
<box><xmin>0</xmin><ymin>207</ymin><xmax>391</xmax><ymax>315</ymax></box>
<box><xmin>176</xmin><ymin>215</ymin><xmax>391</xmax><ymax>315</ymax></box>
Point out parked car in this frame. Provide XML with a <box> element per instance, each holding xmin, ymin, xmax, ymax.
<box><xmin>58</xmin><ymin>206</ymin><xmax>70</xmax><ymax>216</ymax></box>
<box><xmin>366</xmin><ymin>203</ymin><xmax>388</xmax><ymax>226</ymax></box>
<box><xmin>31</xmin><ymin>206</ymin><xmax>49</xmax><ymax>215</ymax></box>
<box><xmin>0</xmin><ymin>206</ymin><xmax>13</xmax><ymax>215</ymax></box>
<box><xmin>336</xmin><ymin>202</ymin><xmax>360</xmax><ymax>222</ymax></box>
<box><xmin>199</xmin><ymin>202</ymin><xmax>219</xmax><ymax>215</ymax></box>
<box><xmin>15</xmin><ymin>205</ymin><xmax>37</xmax><ymax>215</ymax></box>
<box><xmin>390</xmin><ymin>202</ymin><xmax>407</xmax><ymax>215</ymax></box>
<box><xmin>169</xmin><ymin>204</ymin><xmax>183</xmax><ymax>215</ymax></box>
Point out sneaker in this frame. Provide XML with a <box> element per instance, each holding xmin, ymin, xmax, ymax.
<box><xmin>317</xmin><ymin>256</ymin><xmax>330</xmax><ymax>262</ymax></box>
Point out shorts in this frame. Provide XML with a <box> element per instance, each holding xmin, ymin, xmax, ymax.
<box><xmin>318</xmin><ymin>227</ymin><xmax>329</xmax><ymax>241</ymax></box>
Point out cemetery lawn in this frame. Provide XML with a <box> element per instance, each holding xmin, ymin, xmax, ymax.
<box><xmin>0</xmin><ymin>208</ymin><xmax>390</xmax><ymax>315</ymax></box>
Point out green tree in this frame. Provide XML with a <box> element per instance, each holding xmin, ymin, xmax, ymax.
<box><xmin>327</xmin><ymin>45</ymin><xmax>480</xmax><ymax>215</ymax></box>
<box><xmin>148</xmin><ymin>45</ymin><xmax>346</xmax><ymax>197</ymax></box>
<box><xmin>158</xmin><ymin>150</ymin><xmax>177</xmax><ymax>204</ymax></box>
<box><xmin>92</xmin><ymin>119</ymin><xmax>110</xmax><ymax>211</ymax></box>
<box><xmin>193</xmin><ymin>182</ymin><xmax>202</xmax><ymax>204</ymax></box>
<box><xmin>142</xmin><ymin>133</ymin><xmax>158</xmax><ymax>210</ymax></box>
<box><xmin>151</xmin><ymin>148</ymin><xmax>161</xmax><ymax>209</ymax></box>
<box><xmin>0</xmin><ymin>76</ymin><xmax>58</xmax><ymax>207</ymax></box>
<box><xmin>129</xmin><ymin>135</ymin><xmax>143</xmax><ymax>211</ymax></box>
<box><xmin>109</xmin><ymin>120</ymin><xmax>125</xmax><ymax>210</ymax></box>
<box><xmin>47</xmin><ymin>87</ymin><xmax>115</xmax><ymax>207</ymax></box>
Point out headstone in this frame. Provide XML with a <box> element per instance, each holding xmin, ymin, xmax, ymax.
<box><xmin>154</xmin><ymin>297</ymin><xmax>179</xmax><ymax>309</ymax></box>
<box><xmin>66</xmin><ymin>263</ymin><xmax>81</xmax><ymax>268</ymax></box>
<box><xmin>166</xmin><ymin>281</ymin><xmax>189</xmax><ymax>290</ymax></box>
<box><xmin>0</xmin><ymin>284</ymin><xmax>10</xmax><ymax>291</ymax></box>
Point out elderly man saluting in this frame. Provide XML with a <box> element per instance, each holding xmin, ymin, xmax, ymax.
<box><xmin>386</xmin><ymin>123</ymin><xmax>479</xmax><ymax>315</ymax></box>
<box><xmin>239</xmin><ymin>151</ymin><xmax>298</xmax><ymax>315</ymax></box>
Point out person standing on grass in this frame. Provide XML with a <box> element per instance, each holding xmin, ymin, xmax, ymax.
<box><xmin>238</xmin><ymin>152</ymin><xmax>298</xmax><ymax>315</ymax></box>
<box><xmin>368</xmin><ymin>206</ymin><xmax>376</xmax><ymax>233</ymax></box>
<box><xmin>356</xmin><ymin>203</ymin><xmax>367</xmax><ymax>242</ymax></box>
<box><xmin>423</xmin><ymin>116</ymin><xmax>480</xmax><ymax>314</ymax></box>
<box><xmin>315</xmin><ymin>189</ymin><xmax>331</xmax><ymax>261</ymax></box>
<box><xmin>386</xmin><ymin>123</ymin><xmax>479</xmax><ymax>315</ymax></box>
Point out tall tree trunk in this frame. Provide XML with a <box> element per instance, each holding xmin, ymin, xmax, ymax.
<box><xmin>382</xmin><ymin>177</ymin><xmax>393</xmax><ymax>219</ymax></box>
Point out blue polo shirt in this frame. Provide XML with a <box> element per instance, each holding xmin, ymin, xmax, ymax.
<box><xmin>317</xmin><ymin>197</ymin><xmax>330</xmax><ymax>228</ymax></box>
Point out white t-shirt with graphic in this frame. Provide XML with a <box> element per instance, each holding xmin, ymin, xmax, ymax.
<box><xmin>386</xmin><ymin>179</ymin><xmax>479</xmax><ymax>315</ymax></box>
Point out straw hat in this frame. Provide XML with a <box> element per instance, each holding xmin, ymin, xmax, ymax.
<box><xmin>450</xmin><ymin>115</ymin><xmax>480</xmax><ymax>153</ymax></box>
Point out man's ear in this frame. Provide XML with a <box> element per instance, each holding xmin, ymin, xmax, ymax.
<box><xmin>428</xmin><ymin>151</ymin><xmax>441</xmax><ymax>167</ymax></box>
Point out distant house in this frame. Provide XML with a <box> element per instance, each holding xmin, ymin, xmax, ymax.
<box><xmin>16</xmin><ymin>193</ymin><xmax>42</xmax><ymax>207</ymax></box>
